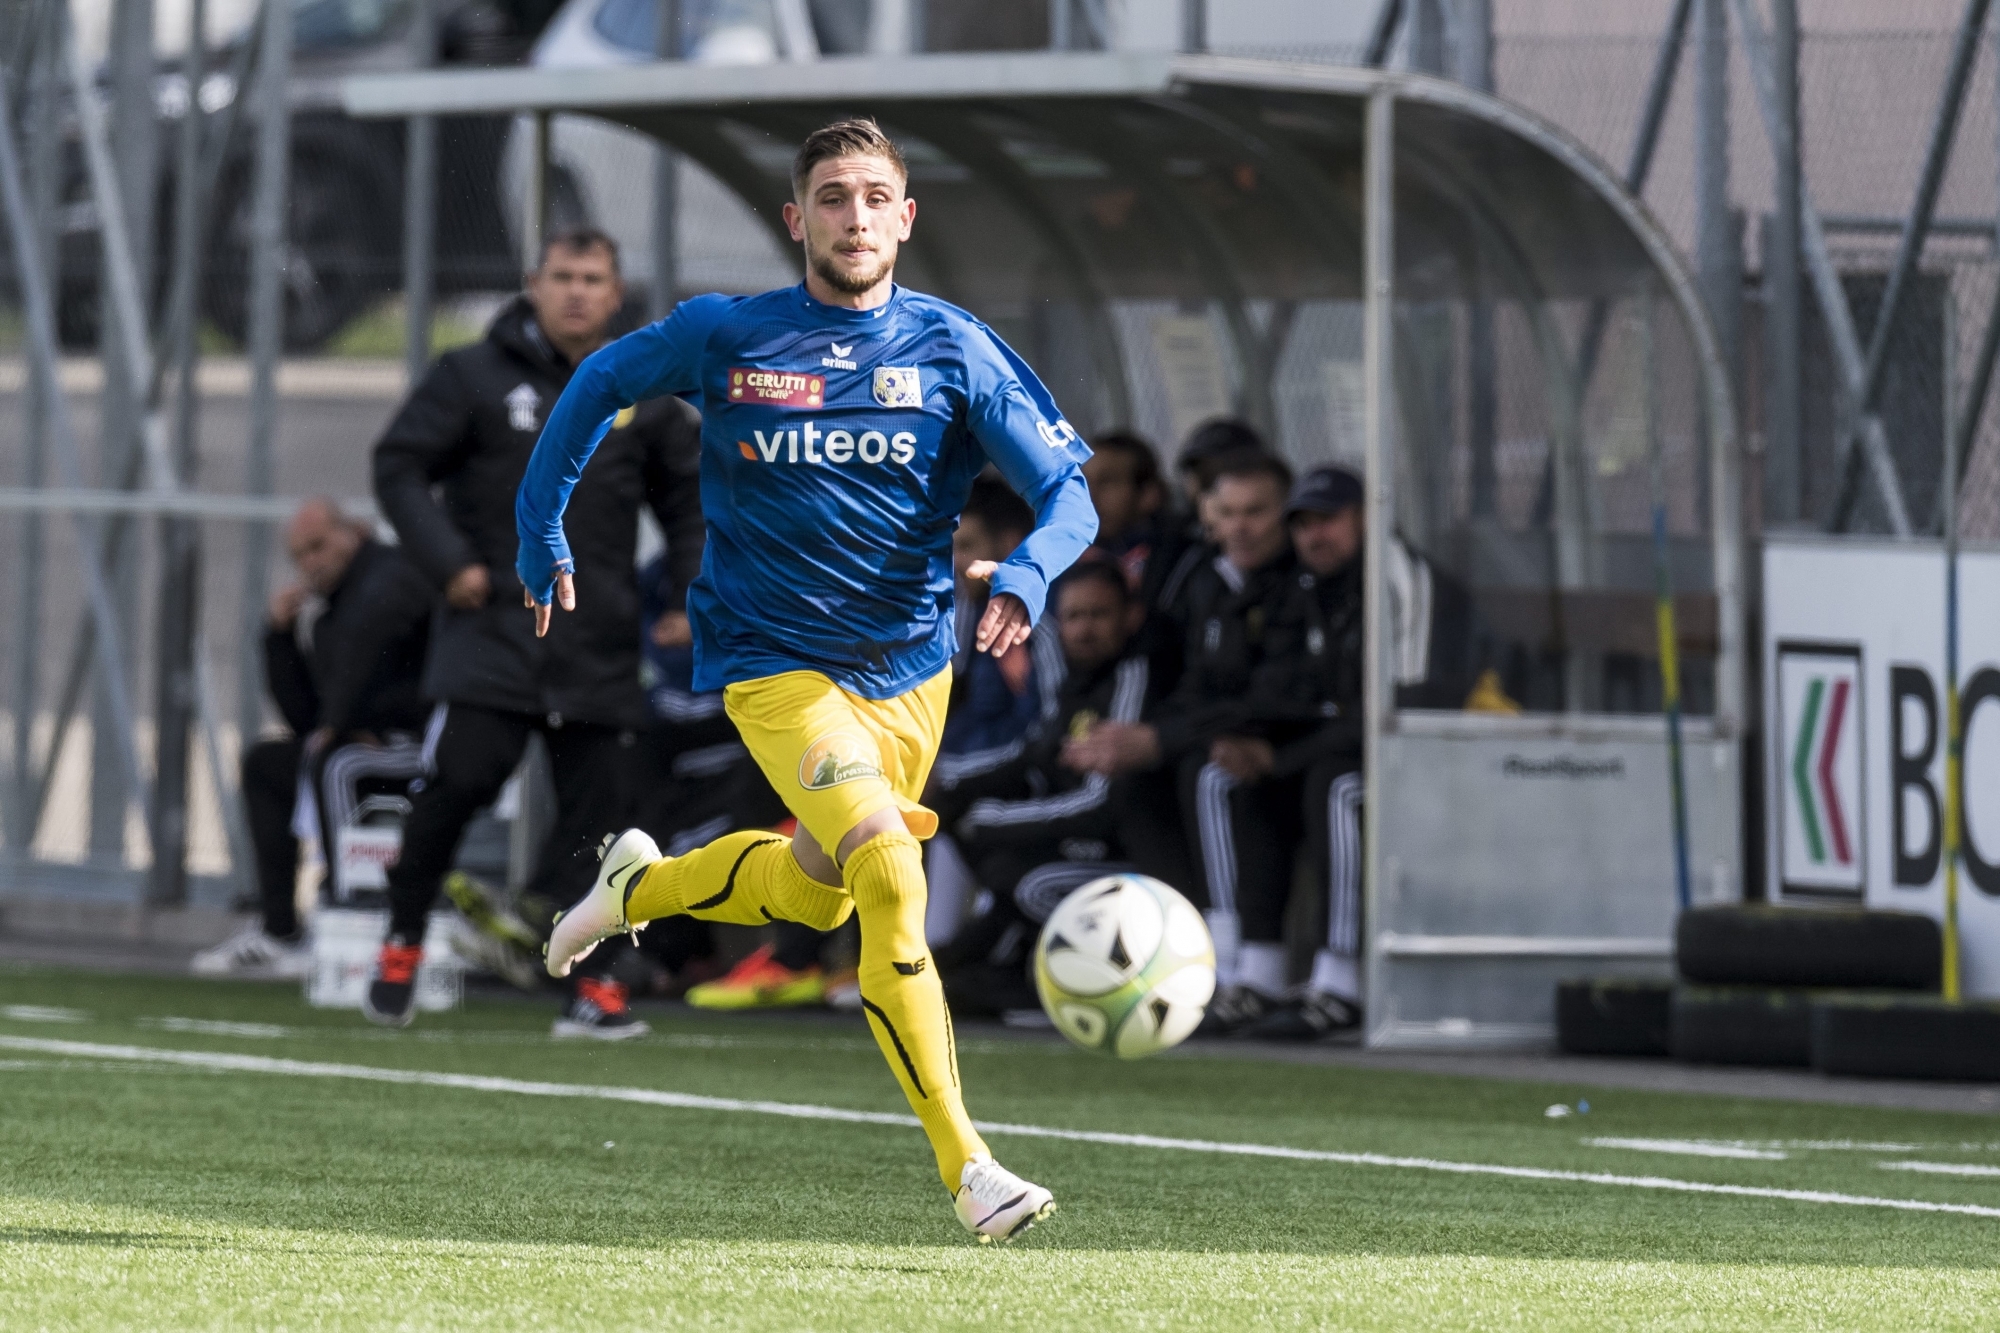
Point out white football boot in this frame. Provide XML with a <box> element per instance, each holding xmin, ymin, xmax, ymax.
<box><xmin>545</xmin><ymin>828</ymin><xmax>660</xmax><ymax>978</ymax></box>
<box><xmin>954</xmin><ymin>1154</ymin><xmax>1056</xmax><ymax>1244</ymax></box>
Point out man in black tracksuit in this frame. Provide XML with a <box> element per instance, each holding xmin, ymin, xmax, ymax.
<box><xmin>365</xmin><ymin>228</ymin><xmax>704</xmax><ymax>1038</ymax></box>
<box><xmin>1229</xmin><ymin>465</ymin><xmax>1487</xmax><ymax>1040</ymax></box>
<box><xmin>196</xmin><ymin>498</ymin><xmax>433</xmax><ymax>978</ymax></box>
<box><xmin>930</xmin><ymin>560</ymin><xmax>1162</xmax><ymax>1013</ymax></box>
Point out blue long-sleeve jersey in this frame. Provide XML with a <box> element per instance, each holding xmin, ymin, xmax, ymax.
<box><xmin>516</xmin><ymin>283</ymin><xmax>1097</xmax><ymax>701</ymax></box>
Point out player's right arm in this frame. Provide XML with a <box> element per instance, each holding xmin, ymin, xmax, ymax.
<box><xmin>515</xmin><ymin>296</ymin><xmax>728</xmax><ymax>631</ymax></box>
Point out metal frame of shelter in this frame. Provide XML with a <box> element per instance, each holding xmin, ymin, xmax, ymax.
<box><xmin>344</xmin><ymin>51</ymin><xmax>1745</xmax><ymax>1048</ymax></box>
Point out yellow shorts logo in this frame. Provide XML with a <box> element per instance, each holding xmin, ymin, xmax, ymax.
<box><xmin>799</xmin><ymin>732</ymin><xmax>882</xmax><ymax>790</ymax></box>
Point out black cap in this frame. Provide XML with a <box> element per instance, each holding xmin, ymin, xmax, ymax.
<box><xmin>1285</xmin><ymin>466</ymin><xmax>1363</xmax><ymax>519</ymax></box>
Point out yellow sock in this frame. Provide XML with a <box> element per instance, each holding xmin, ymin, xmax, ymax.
<box><xmin>626</xmin><ymin>830</ymin><xmax>852</xmax><ymax>930</ymax></box>
<box><xmin>845</xmin><ymin>830</ymin><xmax>988</xmax><ymax>1191</ymax></box>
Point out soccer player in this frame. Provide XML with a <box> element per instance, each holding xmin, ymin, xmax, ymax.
<box><xmin>514</xmin><ymin>119</ymin><xmax>1095</xmax><ymax>1243</ymax></box>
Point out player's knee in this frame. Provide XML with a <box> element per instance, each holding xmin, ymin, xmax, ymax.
<box><xmin>843</xmin><ymin>828</ymin><xmax>926</xmax><ymax>914</ymax></box>
<box><xmin>836</xmin><ymin>807</ymin><xmax>912</xmax><ymax>867</ymax></box>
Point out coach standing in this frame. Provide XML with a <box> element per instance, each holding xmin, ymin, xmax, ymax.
<box><xmin>366</xmin><ymin>228</ymin><xmax>704</xmax><ymax>1038</ymax></box>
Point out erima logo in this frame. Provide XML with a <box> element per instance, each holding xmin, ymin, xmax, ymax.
<box><xmin>506</xmin><ymin>384</ymin><xmax>540</xmax><ymax>432</ymax></box>
<box><xmin>735</xmin><ymin>420</ymin><xmax>918</xmax><ymax>466</ymax></box>
<box><xmin>892</xmin><ymin>959</ymin><xmax>927</xmax><ymax>976</ymax></box>
<box><xmin>823</xmin><ymin>340</ymin><xmax>858</xmax><ymax>370</ymax></box>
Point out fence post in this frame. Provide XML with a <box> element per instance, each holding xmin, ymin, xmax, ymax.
<box><xmin>404</xmin><ymin>0</ymin><xmax>437</xmax><ymax>387</ymax></box>
<box><xmin>150</xmin><ymin>0</ymin><xmax>210</xmax><ymax>905</ymax></box>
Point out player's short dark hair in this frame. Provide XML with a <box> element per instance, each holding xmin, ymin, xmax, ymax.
<box><xmin>1053</xmin><ymin>558</ymin><xmax>1131</xmax><ymax>610</ymax></box>
<box><xmin>539</xmin><ymin>225</ymin><xmax>621</xmax><ymax>274</ymax></box>
<box><xmin>1208</xmin><ymin>448</ymin><xmax>1293</xmax><ymax>497</ymax></box>
<box><xmin>793</xmin><ymin>118</ymin><xmax>909</xmax><ymax>197</ymax></box>
<box><xmin>1178</xmin><ymin>418</ymin><xmax>1264</xmax><ymax>471</ymax></box>
<box><xmin>1088</xmin><ymin>431</ymin><xmax>1160</xmax><ymax>490</ymax></box>
<box><xmin>961</xmin><ymin>474</ymin><xmax>1033</xmax><ymax>542</ymax></box>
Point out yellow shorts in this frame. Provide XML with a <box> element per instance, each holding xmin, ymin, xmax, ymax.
<box><xmin>723</xmin><ymin>667</ymin><xmax>952</xmax><ymax>862</ymax></box>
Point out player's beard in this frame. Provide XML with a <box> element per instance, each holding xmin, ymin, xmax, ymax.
<box><xmin>809</xmin><ymin>234</ymin><xmax>897</xmax><ymax>295</ymax></box>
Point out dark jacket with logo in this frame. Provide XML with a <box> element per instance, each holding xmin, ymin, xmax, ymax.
<box><xmin>264</xmin><ymin>539</ymin><xmax>433</xmax><ymax>738</ymax></box>
<box><xmin>1150</xmin><ymin>548</ymin><xmax>1299</xmax><ymax>759</ymax></box>
<box><xmin>1247</xmin><ymin>558</ymin><xmax>1366</xmax><ymax>776</ymax></box>
<box><xmin>372</xmin><ymin>297</ymin><xmax>704</xmax><ymax>727</ymax></box>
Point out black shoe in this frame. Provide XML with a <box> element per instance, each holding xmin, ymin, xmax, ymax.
<box><xmin>1195</xmin><ymin>986</ymin><xmax>1273</xmax><ymax>1037</ymax></box>
<box><xmin>361</xmin><ymin>938</ymin><xmax>423</xmax><ymax>1029</ymax></box>
<box><xmin>1242</xmin><ymin>991</ymin><xmax>1363</xmax><ymax>1042</ymax></box>
<box><xmin>551</xmin><ymin>978</ymin><xmax>652</xmax><ymax>1041</ymax></box>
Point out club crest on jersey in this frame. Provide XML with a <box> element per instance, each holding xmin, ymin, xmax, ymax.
<box><xmin>872</xmin><ymin>365</ymin><xmax>922</xmax><ymax>409</ymax></box>
<box><xmin>506</xmin><ymin>383</ymin><xmax>540</xmax><ymax>432</ymax></box>
<box><xmin>799</xmin><ymin>732</ymin><xmax>881</xmax><ymax>790</ymax></box>
<box><xmin>729</xmin><ymin>368</ymin><xmax>824</xmax><ymax>407</ymax></box>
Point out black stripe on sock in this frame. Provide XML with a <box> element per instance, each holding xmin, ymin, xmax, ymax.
<box><xmin>942</xmin><ymin>998</ymin><xmax>960</xmax><ymax>1089</ymax></box>
<box><xmin>687</xmin><ymin>838</ymin><xmax>782</xmax><ymax>913</ymax></box>
<box><xmin>859</xmin><ymin>995</ymin><xmax>927</xmax><ymax>1099</ymax></box>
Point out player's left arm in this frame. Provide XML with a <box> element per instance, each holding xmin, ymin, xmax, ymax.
<box><xmin>960</xmin><ymin>327</ymin><xmax>1098</xmax><ymax>656</ymax></box>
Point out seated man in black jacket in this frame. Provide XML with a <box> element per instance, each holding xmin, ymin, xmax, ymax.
<box><xmin>194</xmin><ymin>498</ymin><xmax>432</xmax><ymax>978</ymax></box>
<box><xmin>930</xmin><ymin>559</ymin><xmax>1161</xmax><ymax>1012</ymax></box>
<box><xmin>1063</xmin><ymin>449</ymin><xmax>1298</xmax><ymax>1024</ymax></box>
<box><xmin>366</xmin><ymin>227</ymin><xmax>705</xmax><ymax>1038</ymax></box>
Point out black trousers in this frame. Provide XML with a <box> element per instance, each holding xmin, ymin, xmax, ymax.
<box><xmin>385</xmin><ymin>702</ymin><xmax>636</xmax><ymax>946</ymax></box>
<box><xmin>1183</xmin><ymin>751</ymin><xmax>1364</xmax><ymax>948</ymax></box>
<box><xmin>243</xmin><ymin>737</ymin><xmax>305</xmax><ymax>940</ymax></box>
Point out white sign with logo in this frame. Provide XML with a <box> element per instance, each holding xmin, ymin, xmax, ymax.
<box><xmin>1764</xmin><ymin>537</ymin><xmax>2000</xmax><ymax>996</ymax></box>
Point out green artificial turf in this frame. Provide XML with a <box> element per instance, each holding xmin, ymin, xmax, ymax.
<box><xmin>3</xmin><ymin>965</ymin><xmax>1999</xmax><ymax>1330</ymax></box>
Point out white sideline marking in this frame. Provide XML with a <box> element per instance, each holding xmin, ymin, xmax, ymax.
<box><xmin>141</xmin><ymin>1017</ymin><xmax>289</xmax><ymax>1039</ymax></box>
<box><xmin>1585</xmin><ymin>1137</ymin><xmax>1788</xmax><ymax>1161</ymax></box>
<box><xmin>6</xmin><ymin>1034</ymin><xmax>2000</xmax><ymax>1223</ymax></box>
<box><xmin>0</xmin><ymin>1005</ymin><xmax>87</xmax><ymax>1023</ymax></box>
<box><xmin>1880</xmin><ymin>1161</ymin><xmax>2000</xmax><ymax>1178</ymax></box>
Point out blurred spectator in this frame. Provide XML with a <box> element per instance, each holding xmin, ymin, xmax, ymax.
<box><xmin>194</xmin><ymin>499</ymin><xmax>432</xmax><ymax>979</ymax></box>
<box><xmin>931</xmin><ymin>560</ymin><xmax>1164</xmax><ymax>1014</ymax></box>
<box><xmin>366</xmin><ymin>227</ymin><xmax>703</xmax><ymax>1038</ymax></box>
<box><xmin>1062</xmin><ymin>449</ymin><xmax>1297</xmax><ymax>1026</ymax></box>
<box><xmin>941</xmin><ymin>473</ymin><xmax>1056</xmax><ymax>760</ymax></box>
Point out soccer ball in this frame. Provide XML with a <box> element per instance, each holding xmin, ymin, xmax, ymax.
<box><xmin>1033</xmin><ymin>873</ymin><xmax>1216</xmax><ymax>1059</ymax></box>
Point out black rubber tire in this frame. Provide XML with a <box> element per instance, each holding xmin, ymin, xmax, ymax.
<box><xmin>1675</xmin><ymin>905</ymin><xmax>1941</xmax><ymax>990</ymax></box>
<box><xmin>1811</xmin><ymin>995</ymin><xmax>2000</xmax><ymax>1081</ymax></box>
<box><xmin>1555</xmin><ymin>978</ymin><xmax>1672</xmax><ymax>1056</ymax></box>
<box><xmin>1670</xmin><ymin>986</ymin><xmax>1820</xmax><ymax>1067</ymax></box>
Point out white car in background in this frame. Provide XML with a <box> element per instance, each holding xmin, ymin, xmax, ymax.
<box><xmin>502</xmin><ymin>0</ymin><xmax>846</xmax><ymax>305</ymax></box>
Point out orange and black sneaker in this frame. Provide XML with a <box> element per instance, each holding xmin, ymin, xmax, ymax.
<box><xmin>684</xmin><ymin>943</ymin><xmax>827</xmax><ymax>1011</ymax></box>
<box><xmin>362</xmin><ymin>938</ymin><xmax>423</xmax><ymax>1029</ymax></box>
<box><xmin>553</xmin><ymin>976</ymin><xmax>652</xmax><ymax>1041</ymax></box>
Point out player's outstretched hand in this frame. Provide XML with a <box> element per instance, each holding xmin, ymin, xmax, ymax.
<box><xmin>965</xmin><ymin>560</ymin><xmax>1031</xmax><ymax>657</ymax></box>
<box><xmin>524</xmin><ymin>570</ymin><xmax>576</xmax><ymax>638</ymax></box>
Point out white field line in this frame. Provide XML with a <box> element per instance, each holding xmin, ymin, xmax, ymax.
<box><xmin>6</xmin><ymin>1034</ymin><xmax>2000</xmax><ymax>1222</ymax></box>
<box><xmin>1584</xmin><ymin>1137</ymin><xmax>1788</xmax><ymax>1160</ymax></box>
<box><xmin>1880</xmin><ymin>1161</ymin><xmax>2000</xmax><ymax>1178</ymax></box>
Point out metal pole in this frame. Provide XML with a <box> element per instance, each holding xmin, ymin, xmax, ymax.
<box><xmin>1180</xmin><ymin>0</ymin><xmax>1204</xmax><ymax>53</ymax></box>
<box><xmin>1051</xmin><ymin>0</ymin><xmax>1070</xmax><ymax>50</ymax></box>
<box><xmin>1831</xmin><ymin>0</ymin><xmax>1992</xmax><ymax>530</ymax></box>
<box><xmin>151</xmin><ymin>0</ymin><xmax>209</xmax><ymax>904</ymax></box>
<box><xmin>1363</xmin><ymin>0</ymin><xmax>1404</xmax><ymax>68</ymax></box>
<box><xmin>1765</xmin><ymin>0</ymin><xmax>1803</xmax><ymax>524</ymax></box>
<box><xmin>650</xmin><ymin>0</ymin><xmax>680</xmax><ymax>322</ymax></box>
<box><xmin>0</xmin><ymin>71</ymin><xmax>153</xmax><ymax>824</ymax></box>
<box><xmin>1694</xmin><ymin>0</ymin><xmax>1738</xmax><ymax>375</ymax></box>
<box><xmin>7</xmin><ymin>7</ymin><xmax>57</xmax><ymax>855</ymax></box>
<box><xmin>1641</xmin><ymin>281</ymin><xmax>1693</xmax><ymax>912</ymax></box>
<box><xmin>240</xmin><ymin>0</ymin><xmax>293</xmax><ymax>763</ymax></box>
<box><xmin>1360</xmin><ymin>87</ymin><xmax>1393</xmax><ymax>1046</ymax></box>
<box><xmin>404</xmin><ymin>0</ymin><xmax>437</xmax><ymax>386</ymax></box>
<box><xmin>1457</xmin><ymin>0</ymin><xmax>1498</xmax><ymax>517</ymax></box>
<box><xmin>1409</xmin><ymin>0</ymin><xmax>1444</xmax><ymax>73</ymax></box>
<box><xmin>1731</xmin><ymin>0</ymin><xmax>1911</xmax><ymax>535</ymax></box>
<box><xmin>90</xmin><ymin>0</ymin><xmax>158</xmax><ymax>863</ymax></box>
<box><xmin>523</xmin><ymin>111</ymin><xmax>549</xmax><ymax>277</ymax></box>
